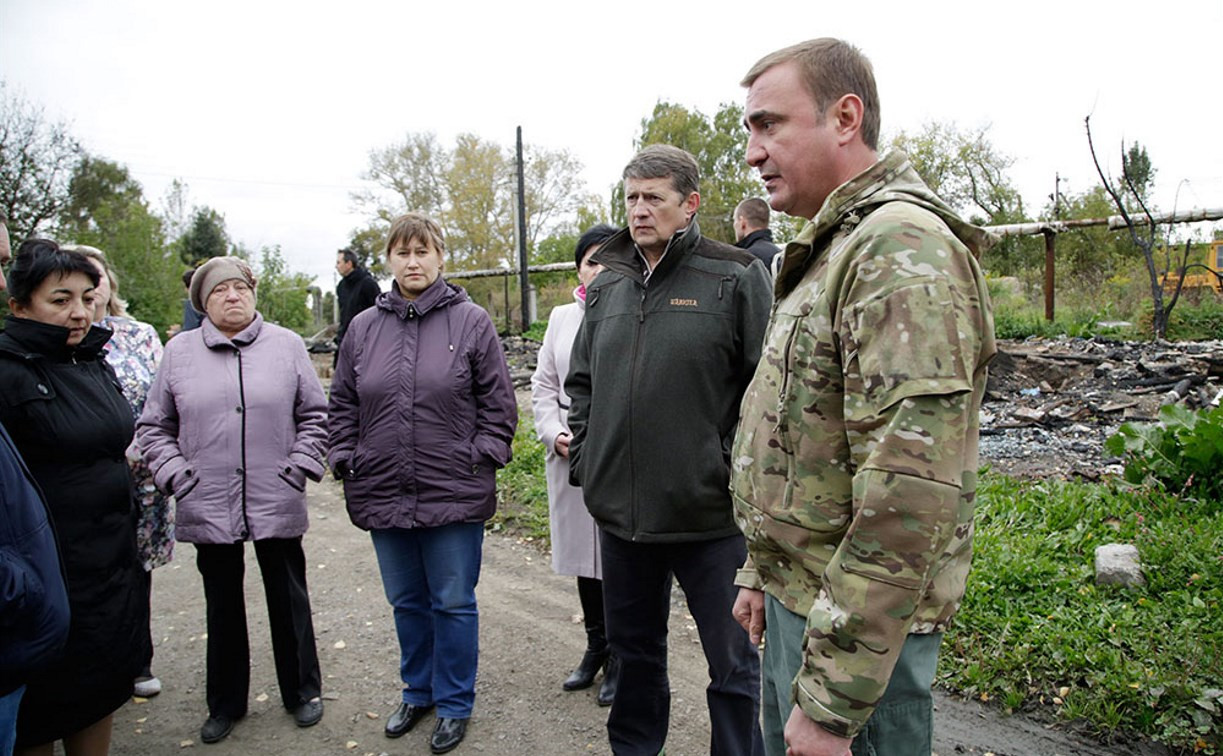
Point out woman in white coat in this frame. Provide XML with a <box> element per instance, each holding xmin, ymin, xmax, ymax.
<box><xmin>530</xmin><ymin>224</ymin><xmax>619</xmax><ymax>706</ymax></box>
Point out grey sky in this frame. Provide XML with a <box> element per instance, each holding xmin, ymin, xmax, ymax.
<box><xmin>3</xmin><ymin>0</ymin><xmax>1220</xmax><ymax>290</ymax></box>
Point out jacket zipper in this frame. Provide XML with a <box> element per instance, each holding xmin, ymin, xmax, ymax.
<box><xmin>629</xmin><ymin>281</ymin><xmax>647</xmax><ymax>537</ymax></box>
<box><xmin>236</xmin><ymin>348</ymin><xmax>251</xmax><ymax>538</ymax></box>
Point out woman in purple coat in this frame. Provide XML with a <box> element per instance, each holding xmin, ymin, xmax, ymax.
<box><xmin>328</xmin><ymin>213</ymin><xmax>517</xmax><ymax>755</ymax></box>
<box><xmin>137</xmin><ymin>256</ymin><xmax>329</xmax><ymax>745</ymax></box>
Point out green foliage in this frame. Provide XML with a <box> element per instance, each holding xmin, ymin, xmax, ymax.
<box><xmin>57</xmin><ymin>156</ymin><xmax>181</xmax><ymax>336</ymax></box>
<box><xmin>520</xmin><ymin>319</ymin><xmax>548</xmax><ymax>343</ymax></box>
<box><xmin>1106</xmin><ymin>404</ymin><xmax>1223</xmax><ymax>502</ymax></box>
<box><xmin>633</xmin><ymin>101</ymin><xmax>764</xmax><ymax>244</ymax></box>
<box><xmin>990</xmin><ymin>308</ymin><xmax>1115</xmax><ymax>340</ymax></box>
<box><xmin>944</xmin><ymin>473</ymin><xmax>1222</xmax><ymax>751</ymax></box>
<box><xmin>1162</xmin><ymin>298</ymin><xmax>1223</xmax><ymax>341</ymax></box>
<box><xmin>490</xmin><ymin>409</ymin><xmax>550</xmax><ymax>544</ymax></box>
<box><xmin>255</xmin><ymin>245</ymin><xmax>314</xmax><ymax>333</ymax></box>
<box><xmin>353</xmin><ymin>131</ymin><xmax>589</xmax><ymax>273</ymax></box>
<box><xmin>891</xmin><ymin>121</ymin><xmax>1034</xmax><ymax>271</ymax></box>
<box><xmin>175</xmin><ymin>207</ymin><xmax>229</xmax><ymax>266</ymax></box>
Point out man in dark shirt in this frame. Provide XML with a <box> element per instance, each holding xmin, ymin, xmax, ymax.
<box><xmin>334</xmin><ymin>248</ymin><xmax>380</xmax><ymax>356</ymax></box>
<box><xmin>733</xmin><ymin>197</ymin><xmax>781</xmax><ymax>268</ymax></box>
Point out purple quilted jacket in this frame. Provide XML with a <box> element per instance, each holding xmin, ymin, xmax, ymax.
<box><xmin>327</xmin><ymin>278</ymin><xmax>517</xmax><ymax>531</ymax></box>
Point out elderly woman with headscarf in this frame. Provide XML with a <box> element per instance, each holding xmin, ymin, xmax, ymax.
<box><xmin>68</xmin><ymin>244</ymin><xmax>172</xmax><ymax>699</ymax></box>
<box><xmin>0</xmin><ymin>240</ymin><xmax>148</xmax><ymax>756</ymax></box>
<box><xmin>137</xmin><ymin>256</ymin><xmax>328</xmax><ymax>744</ymax></box>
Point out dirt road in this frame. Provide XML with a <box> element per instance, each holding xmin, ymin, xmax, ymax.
<box><xmin>109</xmin><ymin>479</ymin><xmax>1163</xmax><ymax>755</ymax></box>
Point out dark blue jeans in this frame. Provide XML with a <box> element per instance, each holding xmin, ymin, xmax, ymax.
<box><xmin>600</xmin><ymin>530</ymin><xmax>764</xmax><ymax>756</ymax></box>
<box><xmin>370</xmin><ymin>523</ymin><xmax>483</xmax><ymax>719</ymax></box>
<box><xmin>0</xmin><ymin>685</ymin><xmax>23</xmax><ymax>756</ymax></box>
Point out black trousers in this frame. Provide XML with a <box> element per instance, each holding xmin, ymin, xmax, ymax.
<box><xmin>195</xmin><ymin>538</ymin><xmax>321</xmax><ymax>719</ymax></box>
<box><xmin>600</xmin><ymin>530</ymin><xmax>764</xmax><ymax>756</ymax></box>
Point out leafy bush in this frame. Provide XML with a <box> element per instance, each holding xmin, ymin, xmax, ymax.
<box><xmin>1163</xmin><ymin>298</ymin><xmax>1223</xmax><ymax>341</ymax></box>
<box><xmin>491</xmin><ymin>409</ymin><xmax>550</xmax><ymax>543</ymax></box>
<box><xmin>991</xmin><ymin>309</ymin><xmax>1115</xmax><ymax>340</ymax></box>
<box><xmin>1105</xmin><ymin>404</ymin><xmax>1223</xmax><ymax>502</ymax></box>
<box><xmin>520</xmin><ymin>319</ymin><xmax>548</xmax><ymax>343</ymax></box>
<box><xmin>945</xmin><ymin>473</ymin><xmax>1222</xmax><ymax>752</ymax></box>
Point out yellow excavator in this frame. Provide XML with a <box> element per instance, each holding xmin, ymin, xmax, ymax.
<box><xmin>1161</xmin><ymin>239</ymin><xmax>1222</xmax><ymax>295</ymax></box>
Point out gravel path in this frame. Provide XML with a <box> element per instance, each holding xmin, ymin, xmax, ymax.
<box><xmin>106</xmin><ymin>478</ymin><xmax>1170</xmax><ymax>755</ymax></box>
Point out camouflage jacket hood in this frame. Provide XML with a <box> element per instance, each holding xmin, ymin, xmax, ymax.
<box><xmin>774</xmin><ymin>150</ymin><xmax>996</xmax><ymax>299</ymax></box>
<box><xmin>730</xmin><ymin>150</ymin><xmax>996</xmax><ymax>737</ymax></box>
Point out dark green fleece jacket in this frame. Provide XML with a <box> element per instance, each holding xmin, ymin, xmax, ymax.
<box><xmin>565</xmin><ymin>220</ymin><xmax>772</xmax><ymax>543</ymax></box>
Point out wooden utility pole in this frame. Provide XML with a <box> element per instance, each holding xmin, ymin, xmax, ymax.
<box><xmin>516</xmin><ymin>127</ymin><xmax>530</xmax><ymax>332</ymax></box>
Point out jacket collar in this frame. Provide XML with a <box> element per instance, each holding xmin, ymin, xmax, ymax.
<box><xmin>0</xmin><ymin>315</ymin><xmax>112</xmax><ymax>363</ymax></box>
<box><xmin>202</xmin><ymin>311</ymin><xmax>264</xmax><ymax>348</ymax></box>
<box><xmin>378</xmin><ymin>276</ymin><xmax>466</xmax><ymax>320</ymax></box>
<box><xmin>591</xmin><ymin>219</ymin><xmax>703</xmax><ymax>285</ymax></box>
<box><xmin>735</xmin><ymin>228</ymin><xmax>773</xmax><ymax>249</ymax></box>
<box><xmin>775</xmin><ymin>150</ymin><xmax>997</xmax><ymax>296</ymax></box>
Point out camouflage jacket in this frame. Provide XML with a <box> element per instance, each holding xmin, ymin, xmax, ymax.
<box><xmin>730</xmin><ymin>151</ymin><xmax>997</xmax><ymax>737</ymax></box>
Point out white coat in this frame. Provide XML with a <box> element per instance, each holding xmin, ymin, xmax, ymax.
<box><xmin>530</xmin><ymin>292</ymin><xmax>601</xmax><ymax>579</ymax></box>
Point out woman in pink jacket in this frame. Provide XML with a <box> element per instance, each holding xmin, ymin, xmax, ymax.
<box><xmin>137</xmin><ymin>256</ymin><xmax>329</xmax><ymax>745</ymax></box>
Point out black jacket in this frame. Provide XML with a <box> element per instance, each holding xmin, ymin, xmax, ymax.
<box><xmin>0</xmin><ymin>316</ymin><xmax>148</xmax><ymax>745</ymax></box>
<box><xmin>336</xmin><ymin>266</ymin><xmax>381</xmax><ymax>344</ymax></box>
<box><xmin>734</xmin><ymin>228</ymin><xmax>780</xmax><ymax>267</ymax></box>
<box><xmin>565</xmin><ymin>221</ymin><xmax>772</xmax><ymax>542</ymax></box>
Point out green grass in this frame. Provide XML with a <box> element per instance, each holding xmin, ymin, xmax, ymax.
<box><xmin>520</xmin><ymin>319</ymin><xmax>548</xmax><ymax>343</ymax></box>
<box><xmin>490</xmin><ymin>409</ymin><xmax>551</xmax><ymax>544</ymax></box>
<box><xmin>943</xmin><ymin>472</ymin><xmax>1223</xmax><ymax>752</ymax></box>
<box><xmin>488</xmin><ymin>405</ymin><xmax>1223</xmax><ymax>751</ymax></box>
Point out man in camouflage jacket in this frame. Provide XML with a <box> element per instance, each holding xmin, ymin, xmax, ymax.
<box><xmin>731</xmin><ymin>39</ymin><xmax>996</xmax><ymax>756</ymax></box>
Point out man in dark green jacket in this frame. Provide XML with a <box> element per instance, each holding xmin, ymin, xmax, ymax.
<box><xmin>566</xmin><ymin>144</ymin><xmax>772</xmax><ymax>755</ymax></box>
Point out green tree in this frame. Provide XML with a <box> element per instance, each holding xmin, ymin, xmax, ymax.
<box><xmin>630</xmin><ymin>101</ymin><xmax>763</xmax><ymax>244</ymax></box>
<box><xmin>176</xmin><ymin>207</ymin><xmax>230</xmax><ymax>266</ymax></box>
<box><xmin>1041</xmin><ymin>185</ymin><xmax>1133</xmax><ymax>291</ymax></box>
<box><xmin>354</xmin><ymin>132</ymin><xmax>590</xmax><ymax>270</ymax></box>
<box><xmin>0</xmin><ymin>82</ymin><xmax>84</xmax><ymax>242</ymax></box>
<box><xmin>890</xmin><ymin>121</ymin><xmax>1034</xmax><ymax>274</ymax></box>
<box><xmin>58</xmin><ymin>156</ymin><xmax>180</xmax><ymax>336</ymax></box>
<box><xmin>345</xmin><ymin>223</ymin><xmax>389</xmax><ymax>276</ymax></box>
<box><xmin>255</xmin><ymin>245</ymin><xmax>313</xmax><ymax>333</ymax></box>
<box><xmin>443</xmin><ymin>133</ymin><xmax>512</xmax><ymax>270</ymax></box>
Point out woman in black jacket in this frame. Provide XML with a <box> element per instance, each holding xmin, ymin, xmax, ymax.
<box><xmin>0</xmin><ymin>240</ymin><xmax>148</xmax><ymax>755</ymax></box>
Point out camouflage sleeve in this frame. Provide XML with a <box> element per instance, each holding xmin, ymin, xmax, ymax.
<box><xmin>734</xmin><ymin>553</ymin><xmax>764</xmax><ymax>591</ymax></box>
<box><xmin>795</xmin><ymin>221</ymin><xmax>984</xmax><ymax>735</ymax></box>
<box><xmin>793</xmin><ymin>395</ymin><xmax>971</xmax><ymax>736</ymax></box>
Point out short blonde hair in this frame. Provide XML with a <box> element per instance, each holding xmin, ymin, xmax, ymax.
<box><xmin>63</xmin><ymin>244</ymin><xmax>129</xmax><ymax>317</ymax></box>
<box><xmin>386</xmin><ymin>212</ymin><xmax>446</xmax><ymax>258</ymax></box>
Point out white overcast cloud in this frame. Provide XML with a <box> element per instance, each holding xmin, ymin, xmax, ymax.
<box><xmin>2</xmin><ymin>0</ymin><xmax>1220</xmax><ymax>288</ymax></box>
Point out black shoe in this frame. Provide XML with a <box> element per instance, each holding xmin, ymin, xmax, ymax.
<box><xmin>430</xmin><ymin>717</ymin><xmax>468</xmax><ymax>754</ymax></box>
<box><xmin>200</xmin><ymin>715</ymin><xmax>235</xmax><ymax>744</ymax></box>
<box><xmin>563</xmin><ymin>647</ymin><xmax>610</xmax><ymax>691</ymax></box>
<box><xmin>293</xmin><ymin>697</ymin><xmax>324</xmax><ymax>727</ymax></box>
<box><xmin>385</xmin><ymin>702</ymin><xmax>435</xmax><ymax>738</ymax></box>
<box><xmin>597</xmin><ymin>655</ymin><xmax>620</xmax><ymax>707</ymax></box>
